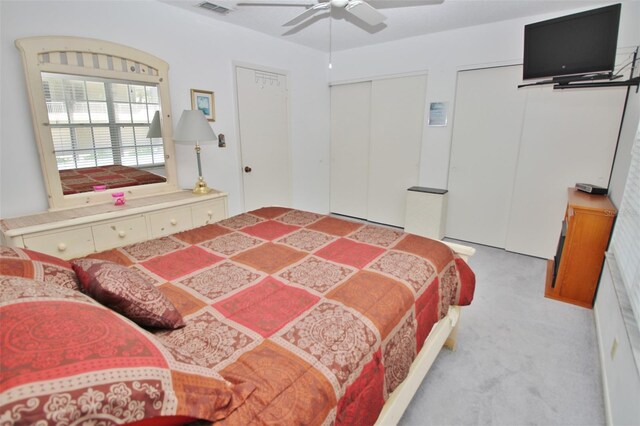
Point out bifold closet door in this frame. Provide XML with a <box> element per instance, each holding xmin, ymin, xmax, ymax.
<box><xmin>330</xmin><ymin>81</ymin><xmax>371</xmax><ymax>220</ymax></box>
<box><xmin>368</xmin><ymin>75</ymin><xmax>426</xmax><ymax>227</ymax></box>
<box><xmin>448</xmin><ymin>65</ymin><xmax>624</xmax><ymax>257</ymax></box>
<box><xmin>505</xmin><ymin>85</ymin><xmax>625</xmax><ymax>258</ymax></box>
<box><xmin>447</xmin><ymin>66</ymin><xmax>526</xmax><ymax>248</ymax></box>
<box><xmin>330</xmin><ymin>75</ymin><xmax>426</xmax><ymax>227</ymax></box>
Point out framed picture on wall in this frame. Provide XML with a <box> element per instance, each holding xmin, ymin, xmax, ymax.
<box><xmin>190</xmin><ymin>89</ymin><xmax>215</xmax><ymax>121</ymax></box>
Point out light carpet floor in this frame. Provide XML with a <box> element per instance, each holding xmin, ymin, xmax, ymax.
<box><xmin>399</xmin><ymin>240</ymin><xmax>605</xmax><ymax>426</ymax></box>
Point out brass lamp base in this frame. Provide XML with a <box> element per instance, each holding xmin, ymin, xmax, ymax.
<box><xmin>193</xmin><ymin>176</ymin><xmax>211</xmax><ymax>194</ymax></box>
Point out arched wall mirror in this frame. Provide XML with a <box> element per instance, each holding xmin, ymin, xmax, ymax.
<box><xmin>16</xmin><ymin>36</ymin><xmax>178</xmax><ymax>210</ymax></box>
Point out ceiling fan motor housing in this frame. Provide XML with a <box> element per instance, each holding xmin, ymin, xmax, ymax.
<box><xmin>331</xmin><ymin>0</ymin><xmax>349</xmax><ymax>7</ymax></box>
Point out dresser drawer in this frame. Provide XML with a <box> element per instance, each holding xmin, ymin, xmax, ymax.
<box><xmin>23</xmin><ymin>227</ymin><xmax>95</xmax><ymax>259</ymax></box>
<box><xmin>92</xmin><ymin>216</ymin><xmax>148</xmax><ymax>251</ymax></box>
<box><xmin>192</xmin><ymin>198</ymin><xmax>227</xmax><ymax>227</ymax></box>
<box><xmin>148</xmin><ymin>207</ymin><xmax>193</xmax><ymax>238</ymax></box>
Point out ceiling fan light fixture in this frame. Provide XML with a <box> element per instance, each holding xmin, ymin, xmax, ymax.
<box><xmin>345</xmin><ymin>1</ymin><xmax>387</xmax><ymax>26</ymax></box>
<box><xmin>332</xmin><ymin>0</ymin><xmax>349</xmax><ymax>7</ymax></box>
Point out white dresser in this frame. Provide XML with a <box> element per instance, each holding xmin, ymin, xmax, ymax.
<box><xmin>0</xmin><ymin>190</ymin><xmax>228</xmax><ymax>259</ymax></box>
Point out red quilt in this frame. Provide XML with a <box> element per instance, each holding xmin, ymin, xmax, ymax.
<box><xmin>59</xmin><ymin>165</ymin><xmax>166</xmax><ymax>195</ymax></box>
<box><xmin>80</xmin><ymin>207</ymin><xmax>476</xmax><ymax>425</ymax></box>
<box><xmin>0</xmin><ymin>275</ymin><xmax>253</xmax><ymax>425</ymax></box>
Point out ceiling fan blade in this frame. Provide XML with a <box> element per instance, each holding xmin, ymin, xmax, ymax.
<box><xmin>236</xmin><ymin>0</ymin><xmax>314</xmax><ymax>5</ymax></box>
<box><xmin>283</xmin><ymin>2</ymin><xmax>330</xmax><ymax>26</ymax></box>
<box><xmin>345</xmin><ymin>0</ymin><xmax>387</xmax><ymax>26</ymax></box>
<box><xmin>367</xmin><ymin>0</ymin><xmax>444</xmax><ymax>7</ymax></box>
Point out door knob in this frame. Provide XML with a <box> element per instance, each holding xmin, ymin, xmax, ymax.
<box><xmin>244</xmin><ymin>166</ymin><xmax>252</xmax><ymax>173</ymax></box>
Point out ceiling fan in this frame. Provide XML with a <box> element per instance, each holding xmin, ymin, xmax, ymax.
<box><xmin>233</xmin><ymin>0</ymin><xmax>444</xmax><ymax>28</ymax></box>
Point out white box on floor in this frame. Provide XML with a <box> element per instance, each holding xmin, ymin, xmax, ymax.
<box><xmin>405</xmin><ymin>187</ymin><xmax>448</xmax><ymax>240</ymax></box>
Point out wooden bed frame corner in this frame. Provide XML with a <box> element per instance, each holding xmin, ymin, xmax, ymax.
<box><xmin>375</xmin><ymin>241</ymin><xmax>475</xmax><ymax>425</ymax></box>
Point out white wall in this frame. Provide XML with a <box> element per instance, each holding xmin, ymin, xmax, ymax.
<box><xmin>0</xmin><ymin>0</ymin><xmax>330</xmax><ymax>218</ymax></box>
<box><xmin>593</xmin><ymin>3</ymin><xmax>640</xmax><ymax>424</ymax></box>
<box><xmin>330</xmin><ymin>1</ymin><xmax>640</xmax><ymax>191</ymax></box>
<box><xmin>608</xmin><ymin>71</ymin><xmax>640</xmax><ymax>207</ymax></box>
<box><xmin>595</xmin><ymin>258</ymin><xmax>640</xmax><ymax>425</ymax></box>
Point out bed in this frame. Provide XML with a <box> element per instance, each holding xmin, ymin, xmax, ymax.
<box><xmin>59</xmin><ymin>165</ymin><xmax>167</xmax><ymax>195</ymax></box>
<box><xmin>0</xmin><ymin>207</ymin><xmax>475</xmax><ymax>425</ymax></box>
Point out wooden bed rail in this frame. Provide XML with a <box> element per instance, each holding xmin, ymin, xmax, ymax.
<box><xmin>443</xmin><ymin>240</ymin><xmax>476</xmax><ymax>262</ymax></box>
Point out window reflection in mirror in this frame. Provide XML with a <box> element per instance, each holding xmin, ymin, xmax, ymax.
<box><xmin>16</xmin><ymin>36</ymin><xmax>178</xmax><ymax>210</ymax></box>
<box><xmin>42</xmin><ymin>72</ymin><xmax>167</xmax><ymax>195</ymax></box>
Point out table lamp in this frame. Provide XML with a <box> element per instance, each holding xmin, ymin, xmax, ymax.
<box><xmin>173</xmin><ymin>109</ymin><xmax>217</xmax><ymax>194</ymax></box>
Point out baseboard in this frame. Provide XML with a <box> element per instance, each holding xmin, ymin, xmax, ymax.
<box><xmin>593</xmin><ymin>302</ymin><xmax>614</xmax><ymax>426</ymax></box>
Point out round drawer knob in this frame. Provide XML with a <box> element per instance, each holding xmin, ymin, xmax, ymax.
<box><xmin>118</xmin><ymin>230</ymin><xmax>126</xmax><ymax>238</ymax></box>
<box><xmin>207</xmin><ymin>210</ymin><xmax>213</xmax><ymax>217</ymax></box>
<box><xmin>170</xmin><ymin>219</ymin><xmax>178</xmax><ymax>226</ymax></box>
<box><xmin>57</xmin><ymin>243</ymin><xmax>67</xmax><ymax>252</ymax></box>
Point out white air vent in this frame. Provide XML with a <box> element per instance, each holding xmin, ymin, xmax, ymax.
<box><xmin>198</xmin><ymin>1</ymin><xmax>232</xmax><ymax>14</ymax></box>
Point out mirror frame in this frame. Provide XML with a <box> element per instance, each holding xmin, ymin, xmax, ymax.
<box><xmin>16</xmin><ymin>36</ymin><xmax>179</xmax><ymax>210</ymax></box>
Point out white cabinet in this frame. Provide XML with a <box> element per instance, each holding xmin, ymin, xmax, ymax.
<box><xmin>404</xmin><ymin>187</ymin><xmax>448</xmax><ymax>240</ymax></box>
<box><xmin>0</xmin><ymin>191</ymin><xmax>228</xmax><ymax>259</ymax></box>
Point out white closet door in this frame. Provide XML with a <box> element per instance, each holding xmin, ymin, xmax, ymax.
<box><xmin>236</xmin><ymin>66</ymin><xmax>291</xmax><ymax>211</ymax></box>
<box><xmin>368</xmin><ymin>75</ymin><xmax>426</xmax><ymax>227</ymax></box>
<box><xmin>330</xmin><ymin>82</ymin><xmax>371</xmax><ymax>219</ymax></box>
<box><xmin>505</xmin><ymin>86</ymin><xmax>625</xmax><ymax>258</ymax></box>
<box><xmin>447</xmin><ymin>66</ymin><xmax>526</xmax><ymax>247</ymax></box>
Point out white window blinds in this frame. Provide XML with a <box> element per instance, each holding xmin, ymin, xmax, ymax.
<box><xmin>610</xmin><ymin>125</ymin><xmax>640</xmax><ymax>327</ymax></box>
<box><xmin>42</xmin><ymin>73</ymin><xmax>164</xmax><ymax>170</ymax></box>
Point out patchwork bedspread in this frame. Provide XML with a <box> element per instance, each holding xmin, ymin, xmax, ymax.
<box><xmin>81</xmin><ymin>207</ymin><xmax>476</xmax><ymax>425</ymax></box>
<box><xmin>59</xmin><ymin>165</ymin><xmax>166</xmax><ymax>195</ymax></box>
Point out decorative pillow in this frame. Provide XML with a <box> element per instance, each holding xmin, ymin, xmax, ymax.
<box><xmin>0</xmin><ymin>277</ymin><xmax>254</xmax><ymax>425</ymax></box>
<box><xmin>0</xmin><ymin>246</ymin><xmax>79</xmax><ymax>291</ymax></box>
<box><xmin>71</xmin><ymin>258</ymin><xmax>185</xmax><ymax>329</ymax></box>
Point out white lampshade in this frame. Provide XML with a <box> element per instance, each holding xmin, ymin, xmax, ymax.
<box><xmin>146</xmin><ymin>110</ymin><xmax>162</xmax><ymax>138</ymax></box>
<box><xmin>173</xmin><ymin>110</ymin><xmax>216</xmax><ymax>144</ymax></box>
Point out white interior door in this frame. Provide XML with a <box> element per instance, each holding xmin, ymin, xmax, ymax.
<box><xmin>368</xmin><ymin>75</ymin><xmax>426</xmax><ymax>227</ymax></box>
<box><xmin>447</xmin><ymin>66</ymin><xmax>526</xmax><ymax>248</ymax></box>
<box><xmin>236</xmin><ymin>66</ymin><xmax>290</xmax><ymax>211</ymax></box>
<box><xmin>330</xmin><ymin>81</ymin><xmax>371</xmax><ymax>219</ymax></box>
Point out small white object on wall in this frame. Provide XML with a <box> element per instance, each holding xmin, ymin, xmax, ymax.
<box><xmin>427</xmin><ymin>102</ymin><xmax>448</xmax><ymax>127</ymax></box>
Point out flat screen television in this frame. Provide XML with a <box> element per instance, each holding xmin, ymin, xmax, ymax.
<box><xmin>523</xmin><ymin>4</ymin><xmax>621</xmax><ymax>80</ymax></box>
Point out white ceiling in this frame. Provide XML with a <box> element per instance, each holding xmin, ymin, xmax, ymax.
<box><xmin>161</xmin><ymin>0</ymin><xmax>610</xmax><ymax>52</ymax></box>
